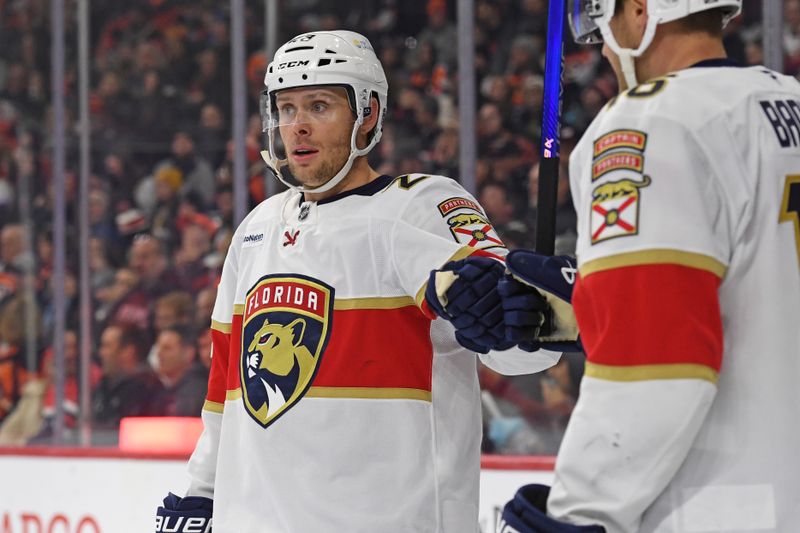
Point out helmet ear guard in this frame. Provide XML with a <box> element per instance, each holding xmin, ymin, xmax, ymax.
<box><xmin>260</xmin><ymin>30</ymin><xmax>389</xmax><ymax>195</ymax></box>
<box><xmin>569</xmin><ymin>0</ymin><xmax>742</xmax><ymax>88</ymax></box>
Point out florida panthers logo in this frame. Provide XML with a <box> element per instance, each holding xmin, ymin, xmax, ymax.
<box><xmin>240</xmin><ymin>274</ymin><xmax>334</xmax><ymax>428</ymax></box>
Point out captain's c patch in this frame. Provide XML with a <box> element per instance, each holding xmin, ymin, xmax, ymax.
<box><xmin>593</xmin><ymin>129</ymin><xmax>647</xmax><ymax>157</ymax></box>
<box><xmin>240</xmin><ymin>274</ymin><xmax>334</xmax><ymax>429</ymax></box>
<box><xmin>590</xmin><ymin>176</ymin><xmax>652</xmax><ymax>244</ymax></box>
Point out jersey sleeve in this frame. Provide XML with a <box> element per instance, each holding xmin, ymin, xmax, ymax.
<box><xmin>396</xmin><ymin>174</ymin><xmax>507</xmax><ymax>260</ymax></box>
<box><xmin>389</xmin><ymin>175</ymin><xmax>558</xmax><ymax>374</ymax></box>
<box><xmin>549</xmin><ymin>112</ymin><xmax>734</xmax><ymax>530</ymax></box>
<box><xmin>185</xmin><ymin>234</ymin><xmax>240</xmax><ymax>499</ymax></box>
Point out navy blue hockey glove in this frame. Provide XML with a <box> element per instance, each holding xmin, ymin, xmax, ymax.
<box><xmin>498</xmin><ymin>250</ymin><xmax>581</xmax><ymax>353</ymax></box>
<box><xmin>426</xmin><ymin>256</ymin><xmax>516</xmax><ymax>353</ymax></box>
<box><xmin>156</xmin><ymin>493</ymin><xmax>213</xmax><ymax>533</ymax></box>
<box><xmin>498</xmin><ymin>484</ymin><xmax>605</xmax><ymax>533</ymax></box>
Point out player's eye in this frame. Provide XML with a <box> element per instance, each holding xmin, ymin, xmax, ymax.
<box><xmin>311</xmin><ymin>101</ymin><xmax>328</xmax><ymax>113</ymax></box>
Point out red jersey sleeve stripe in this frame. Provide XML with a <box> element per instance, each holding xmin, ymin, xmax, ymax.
<box><xmin>206</xmin><ymin>324</ymin><xmax>232</xmax><ymax>406</ymax></box>
<box><xmin>573</xmin><ymin>263</ymin><xmax>723</xmax><ymax>375</ymax></box>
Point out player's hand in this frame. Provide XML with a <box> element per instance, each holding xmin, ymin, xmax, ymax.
<box><xmin>156</xmin><ymin>493</ymin><xmax>213</xmax><ymax>533</ymax></box>
<box><xmin>499</xmin><ymin>250</ymin><xmax>582</xmax><ymax>353</ymax></box>
<box><xmin>498</xmin><ymin>484</ymin><xmax>605</xmax><ymax>533</ymax></box>
<box><xmin>426</xmin><ymin>256</ymin><xmax>516</xmax><ymax>354</ymax></box>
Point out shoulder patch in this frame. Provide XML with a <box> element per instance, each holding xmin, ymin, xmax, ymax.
<box><xmin>590</xmin><ymin>176</ymin><xmax>652</xmax><ymax>244</ymax></box>
<box><xmin>438</xmin><ymin>197</ymin><xmax>483</xmax><ymax>217</ymax></box>
<box><xmin>592</xmin><ymin>151</ymin><xmax>644</xmax><ymax>181</ymax></box>
<box><xmin>593</xmin><ymin>130</ymin><xmax>648</xmax><ymax>158</ymax></box>
<box><xmin>446</xmin><ymin>212</ymin><xmax>504</xmax><ymax>250</ymax></box>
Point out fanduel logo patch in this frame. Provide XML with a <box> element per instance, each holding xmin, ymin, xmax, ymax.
<box><xmin>243</xmin><ymin>233</ymin><xmax>265</xmax><ymax>248</ymax></box>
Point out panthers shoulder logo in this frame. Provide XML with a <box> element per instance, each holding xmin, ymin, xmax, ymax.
<box><xmin>446</xmin><ymin>212</ymin><xmax>504</xmax><ymax>250</ymax></box>
<box><xmin>240</xmin><ymin>274</ymin><xmax>334</xmax><ymax>428</ymax></box>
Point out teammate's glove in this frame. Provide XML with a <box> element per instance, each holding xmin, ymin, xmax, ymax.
<box><xmin>426</xmin><ymin>256</ymin><xmax>516</xmax><ymax>353</ymax></box>
<box><xmin>498</xmin><ymin>250</ymin><xmax>581</xmax><ymax>353</ymax></box>
<box><xmin>156</xmin><ymin>493</ymin><xmax>213</xmax><ymax>533</ymax></box>
<box><xmin>498</xmin><ymin>484</ymin><xmax>605</xmax><ymax>533</ymax></box>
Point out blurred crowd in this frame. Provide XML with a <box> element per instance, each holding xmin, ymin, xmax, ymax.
<box><xmin>0</xmin><ymin>0</ymin><xmax>790</xmax><ymax>451</ymax></box>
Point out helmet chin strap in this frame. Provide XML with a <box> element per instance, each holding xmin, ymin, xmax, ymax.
<box><xmin>618</xmin><ymin>49</ymin><xmax>639</xmax><ymax>89</ymax></box>
<box><xmin>262</xmin><ymin>116</ymin><xmax>373</xmax><ymax>196</ymax></box>
<box><xmin>599</xmin><ymin>14</ymin><xmax>660</xmax><ymax>90</ymax></box>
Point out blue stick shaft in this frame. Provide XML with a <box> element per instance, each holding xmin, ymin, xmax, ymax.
<box><xmin>535</xmin><ymin>0</ymin><xmax>566</xmax><ymax>256</ymax></box>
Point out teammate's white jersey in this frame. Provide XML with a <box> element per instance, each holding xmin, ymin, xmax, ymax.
<box><xmin>549</xmin><ymin>62</ymin><xmax>800</xmax><ymax>532</ymax></box>
<box><xmin>185</xmin><ymin>174</ymin><xmax>559</xmax><ymax>533</ymax></box>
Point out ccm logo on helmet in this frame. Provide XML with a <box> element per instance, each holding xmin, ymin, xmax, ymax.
<box><xmin>277</xmin><ymin>60</ymin><xmax>310</xmax><ymax>70</ymax></box>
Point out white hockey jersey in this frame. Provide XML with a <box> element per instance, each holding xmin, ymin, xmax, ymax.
<box><xmin>548</xmin><ymin>62</ymin><xmax>800</xmax><ymax>532</ymax></box>
<box><xmin>185</xmin><ymin>174</ymin><xmax>559</xmax><ymax>533</ymax></box>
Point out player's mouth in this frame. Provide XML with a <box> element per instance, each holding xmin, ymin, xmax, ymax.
<box><xmin>291</xmin><ymin>145</ymin><xmax>319</xmax><ymax>164</ymax></box>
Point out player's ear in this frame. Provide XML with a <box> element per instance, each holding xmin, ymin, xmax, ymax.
<box><xmin>628</xmin><ymin>0</ymin><xmax>647</xmax><ymax>23</ymax></box>
<box><xmin>359</xmin><ymin>96</ymin><xmax>379</xmax><ymax>136</ymax></box>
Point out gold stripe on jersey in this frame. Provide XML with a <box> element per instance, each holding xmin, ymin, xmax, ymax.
<box><xmin>585</xmin><ymin>362</ymin><xmax>719</xmax><ymax>384</ymax></box>
<box><xmin>222</xmin><ymin>386</ymin><xmax>431</xmax><ymax>402</ymax></box>
<box><xmin>203</xmin><ymin>400</ymin><xmax>225</xmax><ymax>413</ymax></box>
<box><xmin>414</xmin><ymin>246</ymin><xmax>479</xmax><ymax>309</ymax></box>
<box><xmin>306</xmin><ymin>386</ymin><xmax>432</xmax><ymax>402</ymax></box>
<box><xmin>334</xmin><ymin>296</ymin><xmax>416</xmax><ymax>310</ymax></box>
<box><xmin>580</xmin><ymin>249</ymin><xmax>726</xmax><ymax>279</ymax></box>
<box><xmin>233</xmin><ymin>303</ymin><xmax>245</xmax><ymax>315</ymax></box>
<box><xmin>211</xmin><ymin>320</ymin><xmax>232</xmax><ymax>333</ymax></box>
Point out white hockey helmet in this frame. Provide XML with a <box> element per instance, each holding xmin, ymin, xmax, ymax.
<box><xmin>260</xmin><ymin>30</ymin><xmax>388</xmax><ymax>194</ymax></box>
<box><xmin>569</xmin><ymin>0</ymin><xmax>742</xmax><ymax>88</ymax></box>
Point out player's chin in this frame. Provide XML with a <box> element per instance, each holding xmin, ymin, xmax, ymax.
<box><xmin>289</xmin><ymin>165</ymin><xmax>328</xmax><ymax>189</ymax></box>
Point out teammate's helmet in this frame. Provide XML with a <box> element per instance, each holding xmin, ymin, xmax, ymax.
<box><xmin>260</xmin><ymin>30</ymin><xmax>388</xmax><ymax>194</ymax></box>
<box><xmin>569</xmin><ymin>0</ymin><xmax>741</xmax><ymax>87</ymax></box>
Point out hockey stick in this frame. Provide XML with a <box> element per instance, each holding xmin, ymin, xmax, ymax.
<box><xmin>534</xmin><ymin>0</ymin><xmax>567</xmax><ymax>256</ymax></box>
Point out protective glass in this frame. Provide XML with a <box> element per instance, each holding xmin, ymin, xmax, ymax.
<box><xmin>569</xmin><ymin>0</ymin><xmax>607</xmax><ymax>44</ymax></box>
<box><xmin>261</xmin><ymin>91</ymin><xmax>358</xmax><ymax>190</ymax></box>
<box><xmin>260</xmin><ymin>89</ymin><xmax>345</xmax><ymax>131</ymax></box>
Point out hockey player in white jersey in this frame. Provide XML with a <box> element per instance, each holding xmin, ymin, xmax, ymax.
<box><xmin>154</xmin><ymin>30</ymin><xmax>561</xmax><ymax>533</ymax></box>
<box><xmin>486</xmin><ymin>0</ymin><xmax>800</xmax><ymax>532</ymax></box>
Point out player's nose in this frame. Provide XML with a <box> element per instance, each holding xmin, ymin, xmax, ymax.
<box><xmin>291</xmin><ymin>120</ymin><xmax>310</xmax><ymax>137</ymax></box>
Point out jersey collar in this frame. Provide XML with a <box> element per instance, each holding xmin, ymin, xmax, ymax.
<box><xmin>310</xmin><ymin>174</ymin><xmax>395</xmax><ymax>205</ymax></box>
<box><xmin>689</xmin><ymin>58</ymin><xmax>742</xmax><ymax>69</ymax></box>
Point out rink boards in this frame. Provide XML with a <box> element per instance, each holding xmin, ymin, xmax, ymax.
<box><xmin>0</xmin><ymin>449</ymin><xmax>554</xmax><ymax>533</ymax></box>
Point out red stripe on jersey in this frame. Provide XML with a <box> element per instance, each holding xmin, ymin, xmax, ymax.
<box><xmin>226</xmin><ymin>313</ymin><xmax>244</xmax><ymax>392</ymax></box>
<box><xmin>573</xmin><ymin>264</ymin><xmax>723</xmax><ymax>371</ymax></box>
<box><xmin>313</xmin><ymin>306</ymin><xmax>434</xmax><ymax>391</ymax></box>
<box><xmin>207</xmin><ymin>329</ymin><xmax>230</xmax><ymax>404</ymax></box>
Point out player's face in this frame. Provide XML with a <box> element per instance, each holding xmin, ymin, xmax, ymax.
<box><xmin>275</xmin><ymin>87</ymin><xmax>355</xmax><ymax>189</ymax></box>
